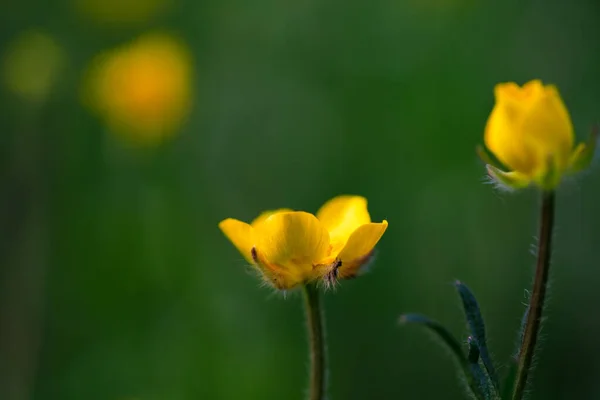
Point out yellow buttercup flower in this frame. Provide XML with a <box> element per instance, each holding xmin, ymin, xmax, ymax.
<box><xmin>83</xmin><ymin>32</ymin><xmax>192</xmax><ymax>145</ymax></box>
<box><xmin>219</xmin><ymin>196</ymin><xmax>388</xmax><ymax>290</ymax></box>
<box><xmin>480</xmin><ymin>79</ymin><xmax>596</xmax><ymax>190</ymax></box>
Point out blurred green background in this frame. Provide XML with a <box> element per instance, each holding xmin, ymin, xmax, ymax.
<box><xmin>1</xmin><ymin>0</ymin><xmax>599</xmax><ymax>399</ymax></box>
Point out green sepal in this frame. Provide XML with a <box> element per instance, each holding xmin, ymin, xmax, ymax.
<box><xmin>477</xmin><ymin>145</ymin><xmax>498</xmax><ymax>168</ymax></box>
<box><xmin>477</xmin><ymin>145</ymin><xmax>532</xmax><ymax>190</ymax></box>
<box><xmin>536</xmin><ymin>156</ymin><xmax>561</xmax><ymax>190</ymax></box>
<box><xmin>569</xmin><ymin>124</ymin><xmax>598</xmax><ymax>173</ymax></box>
<box><xmin>476</xmin><ymin>145</ymin><xmax>509</xmax><ymax>171</ymax></box>
<box><xmin>486</xmin><ymin>165</ymin><xmax>531</xmax><ymax>190</ymax></box>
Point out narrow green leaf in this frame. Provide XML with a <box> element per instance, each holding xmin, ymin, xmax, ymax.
<box><xmin>455</xmin><ymin>281</ymin><xmax>500</xmax><ymax>392</ymax></box>
<box><xmin>470</xmin><ymin>361</ymin><xmax>494</xmax><ymax>400</ymax></box>
<box><xmin>467</xmin><ymin>336</ymin><xmax>480</xmax><ymax>363</ymax></box>
<box><xmin>400</xmin><ymin>314</ymin><xmax>486</xmax><ymax>400</ymax></box>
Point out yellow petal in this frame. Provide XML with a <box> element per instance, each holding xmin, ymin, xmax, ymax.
<box><xmin>250</xmin><ymin>208</ymin><xmax>293</xmax><ymax>228</ymax></box>
<box><xmin>484</xmin><ymin>80</ymin><xmax>574</xmax><ymax>180</ymax></box>
<box><xmin>254</xmin><ymin>211</ymin><xmax>330</xmax><ymax>277</ymax></box>
<box><xmin>316</xmin><ymin>195</ymin><xmax>371</xmax><ymax>256</ymax></box>
<box><xmin>485</xmin><ymin>83</ymin><xmax>543</xmax><ymax>175</ymax></box>
<box><xmin>521</xmin><ymin>84</ymin><xmax>574</xmax><ymax>170</ymax></box>
<box><xmin>337</xmin><ymin>221</ymin><xmax>388</xmax><ymax>278</ymax></box>
<box><xmin>495</xmin><ymin>80</ymin><xmax>543</xmax><ymax>103</ymax></box>
<box><xmin>218</xmin><ymin>218</ymin><xmax>255</xmax><ymax>263</ymax></box>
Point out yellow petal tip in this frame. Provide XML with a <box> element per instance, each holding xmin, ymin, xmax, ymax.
<box><xmin>218</xmin><ymin>218</ymin><xmax>255</xmax><ymax>263</ymax></box>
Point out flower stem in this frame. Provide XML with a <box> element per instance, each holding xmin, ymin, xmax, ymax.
<box><xmin>512</xmin><ymin>190</ymin><xmax>555</xmax><ymax>400</ymax></box>
<box><xmin>302</xmin><ymin>283</ymin><xmax>326</xmax><ymax>400</ymax></box>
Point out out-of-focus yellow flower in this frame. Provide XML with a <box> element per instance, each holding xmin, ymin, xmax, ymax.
<box><xmin>84</xmin><ymin>33</ymin><xmax>192</xmax><ymax>145</ymax></box>
<box><xmin>73</xmin><ymin>0</ymin><xmax>171</xmax><ymax>26</ymax></box>
<box><xmin>219</xmin><ymin>196</ymin><xmax>388</xmax><ymax>290</ymax></box>
<box><xmin>481</xmin><ymin>80</ymin><xmax>596</xmax><ymax>190</ymax></box>
<box><xmin>2</xmin><ymin>30</ymin><xmax>65</xmax><ymax>104</ymax></box>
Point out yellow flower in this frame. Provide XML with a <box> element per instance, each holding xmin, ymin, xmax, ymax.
<box><xmin>84</xmin><ymin>33</ymin><xmax>192</xmax><ymax>145</ymax></box>
<box><xmin>2</xmin><ymin>30</ymin><xmax>65</xmax><ymax>104</ymax></box>
<box><xmin>480</xmin><ymin>79</ymin><xmax>596</xmax><ymax>190</ymax></box>
<box><xmin>219</xmin><ymin>196</ymin><xmax>388</xmax><ymax>290</ymax></box>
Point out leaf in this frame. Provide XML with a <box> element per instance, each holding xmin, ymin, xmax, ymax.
<box><xmin>400</xmin><ymin>314</ymin><xmax>486</xmax><ymax>400</ymax></box>
<box><xmin>454</xmin><ymin>281</ymin><xmax>500</xmax><ymax>392</ymax></box>
<box><xmin>467</xmin><ymin>336</ymin><xmax>480</xmax><ymax>363</ymax></box>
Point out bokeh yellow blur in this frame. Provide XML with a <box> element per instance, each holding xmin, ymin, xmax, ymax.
<box><xmin>83</xmin><ymin>32</ymin><xmax>193</xmax><ymax>145</ymax></box>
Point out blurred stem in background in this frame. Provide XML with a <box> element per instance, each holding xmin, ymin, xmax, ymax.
<box><xmin>302</xmin><ymin>284</ymin><xmax>326</xmax><ymax>400</ymax></box>
<box><xmin>0</xmin><ymin>30</ymin><xmax>64</xmax><ymax>400</ymax></box>
<box><xmin>512</xmin><ymin>191</ymin><xmax>555</xmax><ymax>399</ymax></box>
<box><xmin>0</xmin><ymin>104</ymin><xmax>49</xmax><ymax>400</ymax></box>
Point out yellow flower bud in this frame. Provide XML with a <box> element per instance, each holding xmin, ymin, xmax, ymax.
<box><xmin>219</xmin><ymin>196</ymin><xmax>388</xmax><ymax>290</ymax></box>
<box><xmin>481</xmin><ymin>80</ymin><xmax>595</xmax><ymax>190</ymax></box>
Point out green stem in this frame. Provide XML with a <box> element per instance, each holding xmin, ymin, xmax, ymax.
<box><xmin>302</xmin><ymin>283</ymin><xmax>326</xmax><ymax>400</ymax></box>
<box><xmin>512</xmin><ymin>191</ymin><xmax>555</xmax><ymax>399</ymax></box>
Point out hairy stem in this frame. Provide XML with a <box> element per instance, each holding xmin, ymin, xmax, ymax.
<box><xmin>512</xmin><ymin>191</ymin><xmax>555</xmax><ymax>399</ymax></box>
<box><xmin>303</xmin><ymin>284</ymin><xmax>326</xmax><ymax>400</ymax></box>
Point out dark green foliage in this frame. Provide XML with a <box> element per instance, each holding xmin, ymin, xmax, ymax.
<box><xmin>455</xmin><ymin>281</ymin><xmax>500</xmax><ymax>391</ymax></box>
<box><xmin>400</xmin><ymin>314</ymin><xmax>491</xmax><ymax>400</ymax></box>
<box><xmin>401</xmin><ymin>282</ymin><xmax>506</xmax><ymax>399</ymax></box>
<box><xmin>501</xmin><ymin>360</ymin><xmax>518</xmax><ymax>400</ymax></box>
